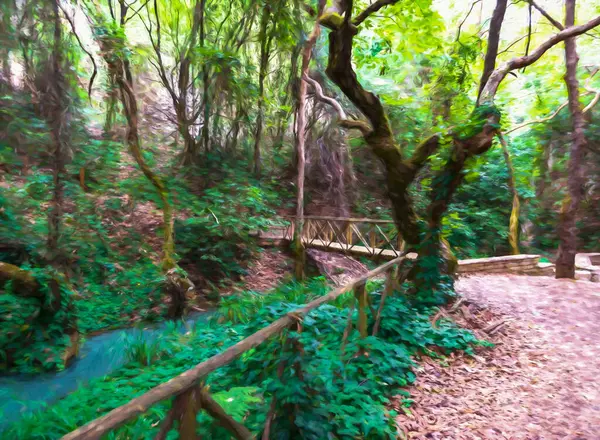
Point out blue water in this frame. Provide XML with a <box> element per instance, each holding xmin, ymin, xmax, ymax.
<box><xmin>0</xmin><ymin>313</ymin><xmax>210</xmax><ymax>430</ymax></box>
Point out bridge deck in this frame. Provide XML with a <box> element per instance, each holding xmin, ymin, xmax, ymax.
<box><xmin>301</xmin><ymin>238</ymin><xmax>401</xmax><ymax>259</ymax></box>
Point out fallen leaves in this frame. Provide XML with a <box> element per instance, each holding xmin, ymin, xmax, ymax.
<box><xmin>395</xmin><ymin>274</ymin><xmax>600</xmax><ymax>439</ymax></box>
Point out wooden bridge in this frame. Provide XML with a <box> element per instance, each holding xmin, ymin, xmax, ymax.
<box><xmin>256</xmin><ymin>216</ymin><xmax>554</xmax><ymax>276</ymax></box>
<box><xmin>257</xmin><ymin>216</ymin><xmax>405</xmax><ymax>259</ymax></box>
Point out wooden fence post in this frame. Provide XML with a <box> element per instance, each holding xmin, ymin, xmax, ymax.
<box><xmin>397</xmin><ymin>234</ymin><xmax>403</xmax><ymax>255</ymax></box>
<box><xmin>354</xmin><ymin>282</ymin><xmax>368</xmax><ymax>338</ymax></box>
<box><xmin>369</xmin><ymin>226</ymin><xmax>376</xmax><ymax>250</ymax></box>
<box><xmin>176</xmin><ymin>386</ymin><xmax>202</xmax><ymax>440</ymax></box>
<box><xmin>345</xmin><ymin>222</ymin><xmax>352</xmax><ymax>249</ymax></box>
<box><xmin>198</xmin><ymin>388</ymin><xmax>254</xmax><ymax>440</ymax></box>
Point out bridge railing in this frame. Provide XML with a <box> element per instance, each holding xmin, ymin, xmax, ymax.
<box><xmin>62</xmin><ymin>256</ymin><xmax>409</xmax><ymax>440</ymax></box>
<box><xmin>280</xmin><ymin>216</ymin><xmax>404</xmax><ymax>258</ymax></box>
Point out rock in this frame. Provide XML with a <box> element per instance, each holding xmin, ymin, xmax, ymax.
<box><xmin>61</xmin><ymin>331</ymin><xmax>80</xmax><ymax>367</ymax></box>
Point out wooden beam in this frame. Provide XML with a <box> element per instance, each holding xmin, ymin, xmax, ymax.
<box><xmin>286</xmin><ymin>215</ymin><xmax>395</xmax><ymax>224</ymax></box>
<box><xmin>62</xmin><ymin>256</ymin><xmax>406</xmax><ymax>440</ymax></box>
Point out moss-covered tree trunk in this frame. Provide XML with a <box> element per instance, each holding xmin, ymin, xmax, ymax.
<box><xmin>499</xmin><ymin>134</ymin><xmax>521</xmax><ymax>255</ymax></box>
<box><xmin>253</xmin><ymin>6</ymin><xmax>271</xmax><ymax>177</ymax></box>
<box><xmin>45</xmin><ymin>0</ymin><xmax>68</xmax><ymax>266</ymax></box>
<box><xmin>87</xmin><ymin>8</ymin><xmax>193</xmax><ymax>317</ymax></box>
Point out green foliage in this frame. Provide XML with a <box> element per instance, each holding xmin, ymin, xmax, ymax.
<box><xmin>173</xmin><ymin>172</ymin><xmax>279</xmax><ymax>282</ymax></box>
<box><xmin>2</xmin><ymin>279</ymin><xmax>484</xmax><ymax>439</ymax></box>
<box><xmin>0</xmin><ymin>268</ymin><xmax>76</xmax><ymax>374</ymax></box>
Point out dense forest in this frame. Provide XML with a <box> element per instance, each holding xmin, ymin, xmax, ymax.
<box><xmin>1</xmin><ymin>0</ymin><xmax>599</xmax><ymax>438</ymax></box>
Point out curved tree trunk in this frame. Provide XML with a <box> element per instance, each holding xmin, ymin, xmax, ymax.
<box><xmin>116</xmin><ymin>70</ymin><xmax>193</xmax><ymax>316</ymax></box>
<box><xmin>498</xmin><ymin>134</ymin><xmax>521</xmax><ymax>255</ymax></box>
<box><xmin>87</xmin><ymin>6</ymin><xmax>194</xmax><ymax>316</ymax></box>
<box><xmin>556</xmin><ymin>0</ymin><xmax>587</xmax><ymax>279</ymax></box>
<box><xmin>293</xmin><ymin>0</ymin><xmax>326</xmax><ymax>280</ymax></box>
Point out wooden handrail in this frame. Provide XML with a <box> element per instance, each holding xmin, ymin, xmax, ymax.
<box><xmin>282</xmin><ymin>215</ymin><xmax>396</xmax><ymax>224</ymax></box>
<box><xmin>62</xmin><ymin>256</ymin><xmax>406</xmax><ymax>440</ymax></box>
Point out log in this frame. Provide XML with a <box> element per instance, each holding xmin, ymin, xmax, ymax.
<box><xmin>0</xmin><ymin>262</ymin><xmax>40</xmax><ymax>296</ymax></box>
<box><xmin>62</xmin><ymin>256</ymin><xmax>406</xmax><ymax>440</ymax></box>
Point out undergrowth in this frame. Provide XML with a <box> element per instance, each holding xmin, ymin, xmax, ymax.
<box><xmin>1</xmin><ymin>278</ymin><xmax>486</xmax><ymax>439</ymax></box>
<box><xmin>1</xmin><ymin>136</ymin><xmax>285</xmax><ymax>373</ymax></box>
<box><xmin>0</xmin><ymin>268</ymin><xmax>76</xmax><ymax>374</ymax></box>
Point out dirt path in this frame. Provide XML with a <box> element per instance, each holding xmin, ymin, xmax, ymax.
<box><xmin>396</xmin><ymin>275</ymin><xmax>600</xmax><ymax>440</ymax></box>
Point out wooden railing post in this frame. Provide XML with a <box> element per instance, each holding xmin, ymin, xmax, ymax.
<box><xmin>176</xmin><ymin>386</ymin><xmax>202</xmax><ymax>440</ymax></box>
<box><xmin>345</xmin><ymin>222</ymin><xmax>352</xmax><ymax>249</ymax></box>
<box><xmin>369</xmin><ymin>226</ymin><xmax>376</xmax><ymax>250</ymax></box>
<box><xmin>397</xmin><ymin>234</ymin><xmax>404</xmax><ymax>255</ymax></box>
<box><xmin>354</xmin><ymin>282</ymin><xmax>368</xmax><ymax>338</ymax></box>
<box><xmin>198</xmin><ymin>388</ymin><xmax>253</xmax><ymax>440</ymax></box>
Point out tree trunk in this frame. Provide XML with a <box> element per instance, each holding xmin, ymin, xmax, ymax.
<box><xmin>293</xmin><ymin>1</ymin><xmax>326</xmax><ymax>280</ymax></box>
<box><xmin>46</xmin><ymin>0</ymin><xmax>68</xmax><ymax>266</ymax></box>
<box><xmin>0</xmin><ymin>47</ymin><xmax>11</xmax><ymax>91</ymax></box>
<box><xmin>253</xmin><ymin>7</ymin><xmax>271</xmax><ymax>177</ymax></box>
<box><xmin>201</xmin><ymin>68</ymin><xmax>210</xmax><ymax>154</ymax></box>
<box><xmin>498</xmin><ymin>134</ymin><xmax>521</xmax><ymax>255</ymax></box>
<box><xmin>103</xmin><ymin>82</ymin><xmax>118</xmax><ymax>135</ymax></box>
<box><xmin>556</xmin><ymin>0</ymin><xmax>587</xmax><ymax>278</ymax></box>
<box><xmin>88</xmin><ymin>12</ymin><xmax>194</xmax><ymax>316</ymax></box>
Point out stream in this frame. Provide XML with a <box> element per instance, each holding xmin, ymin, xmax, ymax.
<box><xmin>0</xmin><ymin>313</ymin><xmax>211</xmax><ymax>431</ymax></box>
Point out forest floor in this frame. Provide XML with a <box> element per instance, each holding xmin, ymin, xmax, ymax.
<box><xmin>395</xmin><ymin>275</ymin><xmax>600</xmax><ymax>440</ymax></box>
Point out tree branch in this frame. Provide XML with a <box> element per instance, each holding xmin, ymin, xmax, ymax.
<box><xmin>58</xmin><ymin>4</ymin><xmax>97</xmax><ymax>101</ymax></box>
<box><xmin>303</xmin><ymin>74</ymin><xmax>346</xmax><ymax>119</ymax></box>
<box><xmin>353</xmin><ymin>0</ymin><xmax>401</xmax><ymax>27</ymax></box>
<box><xmin>408</xmin><ymin>134</ymin><xmax>441</xmax><ymax>169</ymax></box>
<box><xmin>476</xmin><ymin>0</ymin><xmax>508</xmax><ymax>103</ymax></box>
<box><xmin>505</xmin><ymin>101</ymin><xmax>569</xmax><ymax>134</ymax></box>
<box><xmin>456</xmin><ymin>0</ymin><xmax>482</xmax><ymax>42</ymax></box>
<box><xmin>526</xmin><ymin>0</ymin><xmax>563</xmax><ymax>30</ymax></box>
<box><xmin>480</xmin><ymin>15</ymin><xmax>600</xmax><ymax>103</ymax></box>
<box><xmin>583</xmin><ymin>67</ymin><xmax>600</xmax><ymax>113</ymax></box>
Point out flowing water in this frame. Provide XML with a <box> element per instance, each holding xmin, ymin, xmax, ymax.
<box><xmin>0</xmin><ymin>313</ymin><xmax>210</xmax><ymax>430</ymax></box>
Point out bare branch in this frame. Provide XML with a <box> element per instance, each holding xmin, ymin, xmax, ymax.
<box><xmin>456</xmin><ymin>0</ymin><xmax>482</xmax><ymax>42</ymax></box>
<box><xmin>583</xmin><ymin>68</ymin><xmax>600</xmax><ymax>113</ymax></box>
<box><xmin>498</xmin><ymin>33</ymin><xmax>534</xmax><ymax>55</ymax></box>
<box><xmin>523</xmin><ymin>1</ymin><xmax>532</xmax><ymax>64</ymax></box>
<box><xmin>505</xmin><ymin>101</ymin><xmax>569</xmax><ymax>134</ymax></box>
<box><xmin>480</xmin><ymin>15</ymin><xmax>600</xmax><ymax>103</ymax></box>
<box><xmin>58</xmin><ymin>4</ymin><xmax>97</xmax><ymax>101</ymax></box>
<box><xmin>506</xmin><ymin>82</ymin><xmax>599</xmax><ymax>135</ymax></box>
<box><xmin>526</xmin><ymin>0</ymin><xmax>563</xmax><ymax>30</ymax></box>
<box><xmin>353</xmin><ymin>0</ymin><xmax>401</xmax><ymax>26</ymax></box>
